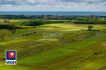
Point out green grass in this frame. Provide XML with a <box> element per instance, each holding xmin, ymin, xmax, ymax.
<box><xmin>0</xmin><ymin>64</ymin><xmax>28</xmax><ymax>70</ymax></box>
<box><xmin>19</xmin><ymin>38</ymin><xmax>97</xmax><ymax>65</ymax></box>
<box><xmin>0</xmin><ymin>24</ymin><xmax>106</xmax><ymax>70</ymax></box>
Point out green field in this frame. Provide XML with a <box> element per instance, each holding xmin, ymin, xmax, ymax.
<box><xmin>0</xmin><ymin>23</ymin><xmax>106</xmax><ymax>70</ymax></box>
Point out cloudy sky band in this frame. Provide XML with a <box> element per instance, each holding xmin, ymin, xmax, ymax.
<box><xmin>0</xmin><ymin>0</ymin><xmax>106</xmax><ymax>11</ymax></box>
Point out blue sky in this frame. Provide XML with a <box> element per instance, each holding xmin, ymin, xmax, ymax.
<box><xmin>0</xmin><ymin>0</ymin><xmax>106</xmax><ymax>11</ymax></box>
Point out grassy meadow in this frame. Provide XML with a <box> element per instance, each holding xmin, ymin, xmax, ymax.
<box><xmin>0</xmin><ymin>19</ymin><xmax>106</xmax><ymax>70</ymax></box>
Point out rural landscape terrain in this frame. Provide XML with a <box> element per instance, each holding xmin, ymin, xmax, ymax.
<box><xmin>0</xmin><ymin>15</ymin><xmax>106</xmax><ymax>70</ymax></box>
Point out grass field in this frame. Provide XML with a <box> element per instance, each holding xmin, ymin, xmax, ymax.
<box><xmin>0</xmin><ymin>23</ymin><xmax>106</xmax><ymax>70</ymax></box>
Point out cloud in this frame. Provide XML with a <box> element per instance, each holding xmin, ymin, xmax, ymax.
<box><xmin>0</xmin><ymin>0</ymin><xmax>106</xmax><ymax>11</ymax></box>
<box><xmin>0</xmin><ymin>0</ymin><xmax>56</xmax><ymax>5</ymax></box>
<box><xmin>59</xmin><ymin>0</ymin><xmax>106</xmax><ymax>3</ymax></box>
<box><xmin>0</xmin><ymin>0</ymin><xmax>106</xmax><ymax>5</ymax></box>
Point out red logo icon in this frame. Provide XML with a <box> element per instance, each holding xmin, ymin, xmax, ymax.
<box><xmin>8</xmin><ymin>52</ymin><xmax>15</xmax><ymax>58</ymax></box>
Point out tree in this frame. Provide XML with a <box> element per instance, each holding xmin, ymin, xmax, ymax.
<box><xmin>0</xmin><ymin>24</ymin><xmax>16</xmax><ymax>33</ymax></box>
<box><xmin>88</xmin><ymin>25</ymin><xmax>93</xmax><ymax>31</ymax></box>
<box><xmin>8</xmin><ymin>25</ymin><xmax>16</xmax><ymax>33</ymax></box>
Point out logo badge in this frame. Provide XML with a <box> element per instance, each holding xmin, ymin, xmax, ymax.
<box><xmin>6</xmin><ymin>50</ymin><xmax>17</xmax><ymax>65</ymax></box>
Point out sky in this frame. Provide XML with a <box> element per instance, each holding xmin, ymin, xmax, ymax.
<box><xmin>0</xmin><ymin>0</ymin><xmax>106</xmax><ymax>11</ymax></box>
